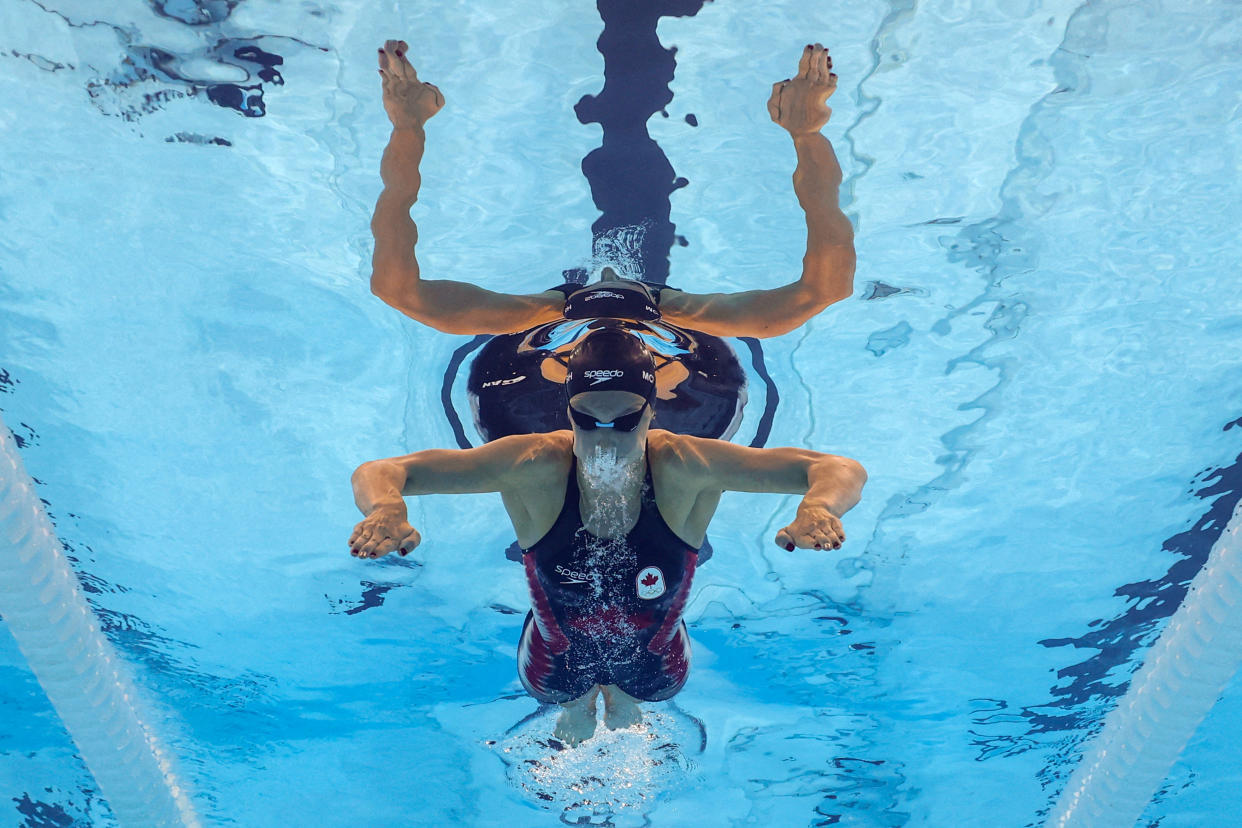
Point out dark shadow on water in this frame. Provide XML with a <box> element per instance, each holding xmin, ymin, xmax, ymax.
<box><xmin>575</xmin><ymin>0</ymin><xmax>712</xmax><ymax>284</ymax></box>
<box><xmin>1030</xmin><ymin>415</ymin><xmax>1242</xmax><ymax>736</ymax></box>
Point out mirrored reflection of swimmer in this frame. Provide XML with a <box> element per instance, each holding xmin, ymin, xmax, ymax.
<box><xmin>371</xmin><ymin>39</ymin><xmax>853</xmax><ymax>340</ymax></box>
<box><xmin>349</xmin><ymin>328</ymin><xmax>867</xmax><ymax>746</ymax></box>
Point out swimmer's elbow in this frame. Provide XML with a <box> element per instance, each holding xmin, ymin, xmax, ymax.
<box><xmin>370</xmin><ymin>271</ymin><xmax>411</xmax><ymax>309</ymax></box>
<box><xmin>353</xmin><ymin>458</ymin><xmax>397</xmax><ymax>482</ymax></box>
<box><xmin>820</xmin><ymin>284</ymin><xmax>854</xmax><ymax>307</ymax></box>
<box><xmin>369</xmin><ymin>278</ymin><xmax>477</xmax><ymax>335</ymax></box>
<box><xmin>352</xmin><ymin>458</ymin><xmax>411</xmax><ymax>497</ymax></box>
<box><xmin>812</xmin><ymin>454</ymin><xmax>866</xmax><ymax>490</ymax></box>
<box><xmin>841</xmin><ymin>457</ymin><xmax>868</xmax><ymax>489</ymax></box>
<box><xmin>350</xmin><ymin>459</ymin><xmax>380</xmax><ymax>487</ymax></box>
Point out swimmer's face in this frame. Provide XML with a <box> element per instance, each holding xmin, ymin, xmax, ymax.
<box><xmin>567</xmin><ymin>389</ymin><xmax>653</xmax><ymax>461</ymax></box>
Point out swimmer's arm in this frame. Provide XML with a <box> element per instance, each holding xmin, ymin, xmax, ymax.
<box><xmin>349</xmin><ymin>435</ymin><xmax>556</xmax><ymax>557</ymax></box>
<box><xmin>658</xmin><ymin>133</ymin><xmax>854</xmax><ymax>338</ymax></box>
<box><xmin>369</xmin><ymin>127</ymin><xmax>563</xmax><ymax>335</ymax></box>
<box><xmin>352</xmin><ymin>434</ymin><xmax>548</xmax><ymax>503</ymax></box>
<box><xmin>676</xmin><ymin>435</ymin><xmax>866</xmax><ymax>549</ymax></box>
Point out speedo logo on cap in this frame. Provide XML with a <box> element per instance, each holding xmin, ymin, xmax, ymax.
<box><xmin>584</xmin><ymin>369</ymin><xmax>625</xmax><ymax>385</ymax></box>
<box><xmin>584</xmin><ymin>291</ymin><xmax>627</xmax><ymax>301</ymax></box>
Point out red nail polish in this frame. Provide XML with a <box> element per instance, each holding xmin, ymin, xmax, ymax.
<box><xmin>785</xmin><ymin>542</ymin><xmax>795</xmax><ymax>551</ymax></box>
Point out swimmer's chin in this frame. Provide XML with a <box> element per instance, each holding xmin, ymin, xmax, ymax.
<box><xmin>578</xmin><ymin>445</ymin><xmax>641</xmax><ymax>488</ymax></box>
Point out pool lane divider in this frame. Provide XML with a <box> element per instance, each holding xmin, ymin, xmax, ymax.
<box><xmin>1047</xmin><ymin>499</ymin><xmax>1242</xmax><ymax>827</ymax></box>
<box><xmin>0</xmin><ymin>415</ymin><xmax>200</xmax><ymax>827</ymax></box>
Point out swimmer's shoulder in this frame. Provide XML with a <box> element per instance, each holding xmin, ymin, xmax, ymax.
<box><xmin>650</xmin><ymin>430</ymin><xmax>758</xmax><ymax>490</ymax></box>
<box><xmin>648</xmin><ymin>429</ymin><xmax>712</xmax><ymax>478</ymax></box>
<box><xmin>468</xmin><ymin>430</ymin><xmax>571</xmax><ymax>477</ymax></box>
<box><xmin>498</xmin><ymin>430</ymin><xmax>574</xmax><ymax>482</ymax></box>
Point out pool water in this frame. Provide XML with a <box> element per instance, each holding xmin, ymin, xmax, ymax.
<box><xmin>2</xmin><ymin>0</ymin><xmax>1241</xmax><ymax>825</ymax></box>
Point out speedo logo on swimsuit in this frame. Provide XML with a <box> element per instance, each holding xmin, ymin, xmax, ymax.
<box><xmin>584</xmin><ymin>369</ymin><xmax>625</xmax><ymax>385</ymax></box>
<box><xmin>583</xmin><ymin>291</ymin><xmax>627</xmax><ymax>301</ymax></box>
<box><xmin>481</xmin><ymin>375</ymin><xmax>526</xmax><ymax>389</ymax></box>
<box><xmin>554</xmin><ymin>564</ymin><xmax>591</xmax><ymax>585</ymax></box>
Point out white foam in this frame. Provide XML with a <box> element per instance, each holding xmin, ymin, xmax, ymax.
<box><xmin>496</xmin><ymin>706</ymin><xmax>701</xmax><ymax>822</ymax></box>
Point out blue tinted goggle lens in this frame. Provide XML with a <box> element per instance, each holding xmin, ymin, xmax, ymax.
<box><xmin>568</xmin><ymin>402</ymin><xmax>649</xmax><ymax>432</ymax></box>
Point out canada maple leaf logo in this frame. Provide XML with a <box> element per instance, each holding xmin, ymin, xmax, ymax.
<box><xmin>641</xmin><ymin>572</ymin><xmax>659</xmax><ymax>587</ymax></box>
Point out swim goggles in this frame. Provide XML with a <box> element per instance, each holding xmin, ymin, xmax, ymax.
<box><xmin>568</xmin><ymin>401</ymin><xmax>650</xmax><ymax>432</ymax></box>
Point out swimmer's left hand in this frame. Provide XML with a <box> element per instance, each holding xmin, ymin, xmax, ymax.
<box><xmin>775</xmin><ymin>504</ymin><xmax>844</xmax><ymax>551</ymax></box>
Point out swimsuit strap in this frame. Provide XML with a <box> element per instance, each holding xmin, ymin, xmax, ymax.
<box><xmin>641</xmin><ymin>451</ymin><xmax>657</xmax><ymax>506</ymax></box>
<box><xmin>564</xmin><ymin>454</ymin><xmax>581</xmax><ymax>519</ymax></box>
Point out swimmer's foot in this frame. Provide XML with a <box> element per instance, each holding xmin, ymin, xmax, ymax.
<box><xmin>601</xmin><ymin>684</ymin><xmax>643</xmax><ymax>731</ymax></box>
<box><xmin>553</xmin><ymin>686</ymin><xmax>600</xmax><ymax>747</ymax></box>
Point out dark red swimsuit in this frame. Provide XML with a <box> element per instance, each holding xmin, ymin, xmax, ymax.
<box><xmin>518</xmin><ymin>456</ymin><xmax>698</xmax><ymax>704</ymax></box>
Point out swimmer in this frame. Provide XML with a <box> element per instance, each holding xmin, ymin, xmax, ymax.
<box><xmin>372</xmin><ymin>39</ymin><xmax>851</xmax><ymax>338</ymax></box>
<box><xmin>349</xmin><ymin>326</ymin><xmax>866</xmax><ymax>746</ymax></box>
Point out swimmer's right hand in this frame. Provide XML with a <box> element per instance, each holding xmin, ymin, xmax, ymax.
<box><xmin>349</xmin><ymin>503</ymin><xmax>422</xmax><ymax>559</ymax></box>
<box><xmin>767</xmin><ymin>43</ymin><xmax>836</xmax><ymax>136</ymax></box>
<box><xmin>378</xmin><ymin>39</ymin><xmax>444</xmax><ymax>130</ymax></box>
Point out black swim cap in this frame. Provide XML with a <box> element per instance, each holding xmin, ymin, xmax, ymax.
<box><xmin>562</xmin><ymin>280</ymin><xmax>660</xmax><ymax>321</ymax></box>
<box><xmin>565</xmin><ymin>326</ymin><xmax>657</xmax><ymax>401</ymax></box>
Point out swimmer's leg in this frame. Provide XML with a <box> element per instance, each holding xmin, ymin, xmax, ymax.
<box><xmin>517</xmin><ymin>614</ymin><xmax>602</xmax><ymax>746</ymax></box>
<box><xmin>600</xmin><ymin>684</ymin><xmax>643</xmax><ymax>730</ymax></box>
<box><xmin>553</xmin><ymin>685</ymin><xmax>601</xmax><ymax>747</ymax></box>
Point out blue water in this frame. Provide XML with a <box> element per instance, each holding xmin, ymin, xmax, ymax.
<box><xmin>2</xmin><ymin>0</ymin><xmax>1242</xmax><ymax>825</ymax></box>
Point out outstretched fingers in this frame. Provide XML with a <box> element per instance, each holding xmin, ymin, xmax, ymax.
<box><xmin>797</xmin><ymin>43</ymin><xmax>814</xmax><ymax>78</ymax></box>
<box><xmin>378</xmin><ymin>40</ymin><xmax>417</xmax><ymax>82</ymax></box>
<box><xmin>382</xmin><ymin>39</ymin><xmax>407</xmax><ymax>59</ymax></box>
<box><xmin>812</xmin><ymin>47</ymin><xmax>828</xmax><ymax>84</ymax></box>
